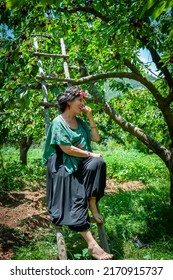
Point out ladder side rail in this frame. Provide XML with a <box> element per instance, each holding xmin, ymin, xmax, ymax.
<box><xmin>56</xmin><ymin>37</ymin><xmax>71</xmax><ymax>260</ymax></box>
<box><xmin>33</xmin><ymin>37</ymin><xmax>50</xmax><ymax>134</ymax></box>
<box><xmin>60</xmin><ymin>38</ymin><xmax>71</xmax><ymax>82</ymax></box>
<box><xmin>33</xmin><ymin>36</ymin><xmax>68</xmax><ymax>260</ymax></box>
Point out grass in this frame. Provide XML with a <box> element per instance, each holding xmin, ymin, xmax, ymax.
<box><xmin>0</xmin><ymin>145</ymin><xmax>46</xmax><ymax>193</ymax></box>
<box><xmin>99</xmin><ymin>142</ymin><xmax>168</xmax><ymax>184</ymax></box>
<box><xmin>100</xmin><ymin>184</ymin><xmax>173</xmax><ymax>260</ymax></box>
<box><xmin>12</xmin><ymin>230</ymin><xmax>58</xmax><ymax>260</ymax></box>
<box><xmin>1</xmin><ymin>143</ymin><xmax>172</xmax><ymax>260</ymax></box>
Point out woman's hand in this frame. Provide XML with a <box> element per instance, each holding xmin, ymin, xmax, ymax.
<box><xmin>81</xmin><ymin>106</ymin><xmax>92</xmax><ymax>117</ymax></box>
<box><xmin>90</xmin><ymin>152</ymin><xmax>102</xmax><ymax>158</ymax></box>
<box><xmin>81</xmin><ymin>106</ymin><xmax>100</xmax><ymax>142</ymax></box>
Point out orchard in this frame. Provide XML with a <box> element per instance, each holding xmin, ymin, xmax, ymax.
<box><xmin>0</xmin><ymin>0</ymin><xmax>173</xmax><ymax>204</ymax></box>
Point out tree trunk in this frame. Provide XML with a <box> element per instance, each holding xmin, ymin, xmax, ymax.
<box><xmin>78</xmin><ymin>60</ymin><xmax>173</xmax><ymax>206</ymax></box>
<box><xmin>19</xmin><ymin>135</ymin><xmax>33</xmax><ymax>165</ymax></box>
<box><xmin>169</xmin><ymin>149</ymin><xmax>173</xmax><ymax>207</ymax></box>
<box><xmin>170</xmin><ymin>173</ymin><xmax>173</xmax><ymax>207</ymax></box>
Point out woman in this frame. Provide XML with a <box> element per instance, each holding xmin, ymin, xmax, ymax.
<box><xmin>43</xmin><ymin>87</ymin><xmax>113</xmax><ymax>260</ymax></box>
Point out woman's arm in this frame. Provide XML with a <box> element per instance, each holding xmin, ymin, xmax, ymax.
<box><xmin>59</xmin><ymin>145</ymin><xmax>101</xmax><ymax>158</ymax></box>
<box><xmin>82</xmin><ymin>106</ymin><xmax>100</xmax><ymax>142</ymax></box>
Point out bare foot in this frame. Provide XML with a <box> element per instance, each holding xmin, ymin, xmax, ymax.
<box><xmin>88</xmin><ymin>244</ymin><xmax>113</xmax><ymax>260</ymax></box>
<box><xmin>89</xmin><ymin>198</ymin><xmax>104</xmax><ymax>224</ymax></box>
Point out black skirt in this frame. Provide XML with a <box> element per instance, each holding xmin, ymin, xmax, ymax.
<box><xmin>46</xmin><ymin>146</ymin><xmax>106</xmax><ymax>232</ymax></box>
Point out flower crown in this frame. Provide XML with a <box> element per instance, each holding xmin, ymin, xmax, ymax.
<box><xmin>65</xmin><ymin>87</ymin><xmax>89</xmax><ymax>99</ymax></box>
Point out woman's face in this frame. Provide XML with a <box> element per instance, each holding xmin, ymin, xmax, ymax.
<box><xmin>67</xmin><ymin>96</ymin><xmax>85</xmax><ymax>115</ymax></box>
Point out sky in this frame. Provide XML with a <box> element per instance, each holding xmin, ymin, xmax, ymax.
<box><xmin>139</xmin><ymin>48</ymin><xmax>158</xmax><ymax>76</ymax></box>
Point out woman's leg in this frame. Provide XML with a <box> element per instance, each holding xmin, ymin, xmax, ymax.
<box><xmin>88</xmin><ymin>197</ymin><xmax>104</xmax><ymax>224</ymax></box>
<box><xmin>80</xmin><ymin>157</ymin><xmax>106</xmax><ymax>223</ymax></box>
<box><xmin>80</xmin><ymin>230</ymin><xmax>113</xmax><ymax>260</ymax></box>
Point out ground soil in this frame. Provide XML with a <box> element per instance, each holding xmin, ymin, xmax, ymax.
<box><xmin>0</xmin><ymin>179</ymin><xmax>145</xmax><ymax>260</ymax></box>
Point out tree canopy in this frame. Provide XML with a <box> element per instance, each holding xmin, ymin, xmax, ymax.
<box><xmin>1</xmin><ymin>0</ymin><xmax>173</xmax><ymax>201</ymax></box>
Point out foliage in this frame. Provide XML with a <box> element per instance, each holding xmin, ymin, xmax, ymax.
<box><xmin>0</xmin><ymin>146</ymin><xmax>46</xmax><ymax>194</ymax></box>
<box><xmin>101</xmin><ymin>143</ymin><xmax>168</xmax><ymax>183</ymax></box>
<box><xmin>100</xmin><ymin>181</ymin><xmax>173</xmax><ymax>260</ymax></box>
<box><xmin>0</xmin><ymin>0</ymin><xmax>172</xmax><ymax>150</ymax></box>
<box><xmin>4</xmin><ymin>145</ymin><xmax>172</xmax><ymax>260</ymax></box>
<box><xmin>140</xmin><ymin>0</ymin><xmax>173</xmax><ymax>24</ymax></box>
<box><xmin>92</xmin><ymin>83</ymin><xmax>170</xmax><ymax>151</ymax></box>
<box><xmin>0</xmin><ymin>1</ymin><xmax>173</xmax><ymax>200</ymax></box>
<box><xmin>112</xmin><ymin>87</ymin><xmax>169</xmax><ymax>149</ymax></box>
<box><xmin>12</xmin><ymin>232</ymin><xmax>58</xmax><ymax>260</ymax></box>
<box><xmin>1</xmin><ymin>1</ymin><xmax>172</xmax><ymax>134</ymax></box>
<box><xmin>0</xmin><ymin>143</ymin><xmax>168</xmax><ymax>193</ymax></box>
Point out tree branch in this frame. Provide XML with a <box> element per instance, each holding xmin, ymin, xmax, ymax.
<box><xmin>137</xmin><ymin>36</ymin><xmax>173</xmax><ymax>90</ymax></box>
<box><xmin>37</xmin><ymin>70</ymin><xmax>173</xmax><ymax>141</ymax></box>
<box><xmin>113</xmin><ymin>54</ymin><xmax>173</xmax><ymax>137</ymax></box>
<box><xmin>78</xmin><ymin>59</ymin><xmax>171</xmax><ymax>167</ymax></box>
<box><xmin>60</xmin><ymin>4</ymin><xmax>173</xmax><ymax>91</ymax></box>
<box><xmin>148</xmin><ymin>47</ymin><xmax>173</xmax><ymax>90</ymax></box>
<box><xmin>112</xmin><ymin>53</ymin><xmax>165</xmax><ymax>104</ymax></box>
<box><xmin>91</xmin><ymin>86</ymin><xmax>171</xmax><ymax>168</ymax></box>
<box><xmin>165</xmin><ymin>91</ymin><xmax>173</xmax><ymax>105</ymax></box>
<box><xmin>36</xmin><ymin>71</ymin><xmax>163</xmax><ymax>101</ymax></box>
<box><xmin>38</xmin><ymin>101</ymin><xmax>57</xmax><ymax>108</ymax></box>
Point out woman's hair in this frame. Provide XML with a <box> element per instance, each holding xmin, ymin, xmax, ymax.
<box><xmin>57</xmin><ymin>87</ymin><xmax>88</xmax><ymax>113</ymax></box>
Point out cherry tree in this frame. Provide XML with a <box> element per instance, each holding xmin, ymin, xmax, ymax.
<box><xmin>1</xmin><ymin>0</ymin><xmax>173</xmax><ymax>204</ymax></box>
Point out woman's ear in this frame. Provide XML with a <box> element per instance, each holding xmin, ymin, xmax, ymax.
<box><xmin>67</xmin><ymin>100</ymin><xmax>71</xmax><ymax>108</ymax></box>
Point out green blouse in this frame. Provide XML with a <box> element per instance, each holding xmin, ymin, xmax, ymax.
<box><xmin>43</xmin><ymin>115</ymin><xmax>92</xmax><ymax>174</ymax></box>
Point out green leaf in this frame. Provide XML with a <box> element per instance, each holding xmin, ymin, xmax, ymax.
<box><xmin>165</xmin><ymin>0</ymin><xmax>173</xmax><ymax>10</ymax></box>
<box><xmin>20</xmin><ymin>90</ymin><xmax>28</xmax><ymax>99</ymax></box>
<box><xmin>140</xmin><ymin>0</ymin><xmax>158</xmax><ymax>18</ymax></box>
<box><xmin>51</xmin><ymin>86</ymin><xmax>59</xmax><ymax>96</ymax></box>
<box><xmin>151</xmin><ymin>1</ymin><xmax>166</xmax><ymax>20</ymax></box>
<box><xmin>40</xmin><ymin>0</ymin><xmax>61</xmax><ymax>5</ymax></box>
<box><xmin>169</xmin><ymin>29</ymin><xmax>173</xmax><ymax>38</ymax></box>
<box><xmin>6</xmin><ymin>0</ymin><xmax>61</xmax><ymax>9</ymax></box>
<box><xmin>139</xmin><ymin>0</ymin><xmax>173</xmax><ymax>20</ymax></box>
<box><xmin>6</xmin><ymin>0</ymin><xmax>24</xmax><ymax>9</ymax></box>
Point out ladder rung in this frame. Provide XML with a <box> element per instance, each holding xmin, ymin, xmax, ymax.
<box><xmin>31</xmin><ymin>34</ymin><xmax>52</xmax><ymax>38</ymax></box>
<box><xmin>36</xmin><ymin>75</ymin><xmax>76</xmax><ymax>83</ymax></box>
<box><xmin>26</xmin><ymin>83</ymin><xmax>53</xmax><ymax>89</ymax></box>
<box><xmin>33</xmin><ymin>52</ymin><xmax>69</xmax><ymax>59</ymax></box>
<box><xmin>38</xmin><ymin>102</ymin><xmax>57</xmax><ymax>108</ymax></box>
<box><xmin>69</xmin><ymin>66</ymin><xmax>80</xmax><ymax>70</ymax></box>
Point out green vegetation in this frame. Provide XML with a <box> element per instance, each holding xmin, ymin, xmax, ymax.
<box><xmin>93</xmin><ymin>140</ymin><xmax>168</xmax><ymax>184</ymax></box>
<box><xmin>1</xmin><ymin>1</ymin><xmax>173</xmax><ymax>202</ymax></box>
<box><xmin>0</xmin><ymin>0</ymin><xmax>172</xmax><ymax>261</ymax></box>
<box><xmin>1</xmin><ymin>144</ymin><xmax>172</xmax><ymax>260</ymax></box>
<box><xmin>0</xmin><ymin>146</ymin><xmax>45</xmax><ymax>193</ymax></box>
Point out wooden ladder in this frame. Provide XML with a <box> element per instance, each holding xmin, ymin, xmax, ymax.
<box><xmin>32</xmin><ymin>35</ymin><xmax>110</xmax><ymax>259</ymax></box>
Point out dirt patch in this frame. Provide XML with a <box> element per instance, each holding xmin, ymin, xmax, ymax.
<box><xmin>0</xmin><ymin>188</ymin><xmax>50</xmax><ymax>260</ymax></box>
<box><xmin>0</xmin><ymin>179</ymin><xmax>145</xmax><ymax>260</ymax></box>
<box><xmin>106</xmin><ymin>179</ymin><xmax>145</xmax><ymax>193</ymax></box>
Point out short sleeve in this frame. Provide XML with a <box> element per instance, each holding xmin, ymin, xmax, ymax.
<box><xmin>43</xmin><ymin>116</ymin><xmax>92</xmax><ymax>172</ymax></box>
<box><xmin>42</xmin><ymin>116</ymin><xmax>71</xmax><ymax>165</ymax></box>
<box><xmin>50</xmin><ymin>118</ymin><xmax>71</xmax><ymax>146</ymax></box>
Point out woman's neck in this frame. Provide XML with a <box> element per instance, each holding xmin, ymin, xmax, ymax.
<box><xmin>61</xmin><ymin>111</ymin><xmax>76</xmax><ymax>121</ymax></box>
<box><xmin>60</xmin><ymin>111</ymin><xmax>78</xmax><ymax>129</ymax></box>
